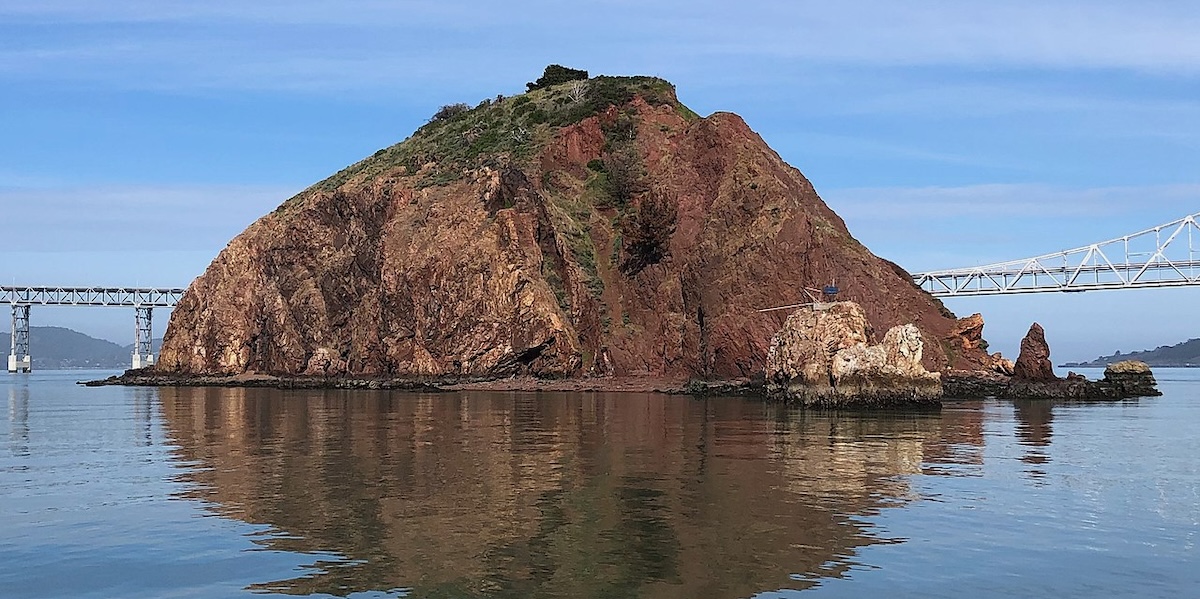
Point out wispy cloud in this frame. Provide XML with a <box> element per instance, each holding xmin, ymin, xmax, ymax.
<box><xmin>0</xmin><ymin>184</ymin><xmax>298</xmax><ymax>251</ymax></box>
<box><xmin>783</xmin><ymin>132</ymin><xmax>1028</xmax><ymax>170</ymax></box>
<box><xmin>811</xmin><ymin>84</ymin><xmax>1200</xmax><ymax>121</ymax></box>
<box><xmin>709</xmin><ymin>1</ymin><xmax>1200</xmax><ymax>72</ymax></box>
<box><xmin>825</xmin><ymin>183</ymin><xmax>1200</xmax><ymax>220</ymax></box>
<box><xmin>3</xmin><ymin>1</ymin><xmax>1198</xmax><ymax>96</ymax></box>
<box><xmin>821</xmin><ymin>183</ymin><xmax>1200</xmax><ymax>271</ymax></box>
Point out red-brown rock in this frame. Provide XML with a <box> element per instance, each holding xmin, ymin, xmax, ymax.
<box><xmin>1013</xmin><ymin>323</ymin><xmax>1058</xmax><ymax>381</ymax></box>
<box><xmin>156</xmin><ymin>77</ymin><xmax>991</xmax><ymax>379</ymax></box>
<box><xmin>951</xmin><ymin>313</ymin><xmax>986</xmax><ymax>351</ymax></box>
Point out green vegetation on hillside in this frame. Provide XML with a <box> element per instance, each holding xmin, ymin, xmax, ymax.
<box><xmin>274</xmin><ymin>66</ymin><xmax>695</xmax><ymax>320</ymax></box>
<box><xmin>308</xmin><ymin>67</ymin><xmax>693</xmax><ymax>195</ymax></box>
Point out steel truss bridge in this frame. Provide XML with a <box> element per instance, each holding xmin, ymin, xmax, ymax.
<box><xmin>913</xmin><ymin>211</ymin><xmax>1200</xmax><ymax>297</ymax></box>
<box><xmin>3</xmin><ymin>286</ymin><xmax>185</xmax><ymax>373</ymax></box>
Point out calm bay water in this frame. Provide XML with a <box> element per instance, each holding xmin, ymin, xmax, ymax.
<box><xmin>2</xmin><ymin>370</ymin><xmax>1198</xmax><ymax>598</ymax></box>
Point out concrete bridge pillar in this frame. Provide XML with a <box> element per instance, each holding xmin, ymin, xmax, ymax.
<box><xmin>132</xmin><ymin>306</ymin><xmax>154</xmax><ymax>370</ymax></box>
<box><xmin>8</xmin><ymin>304</ymin><xmax>31</xmax><ymax>373</ymax></box>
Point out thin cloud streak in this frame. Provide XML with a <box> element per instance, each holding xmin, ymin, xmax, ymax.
<box><xmin>0</xmin><ymin>184</ymin><xmax>299</xmax><ymax>251</ymax></box>
<box><xmin>784</xmin><ymin>133</ymin><xmax>1027</xmax><ymax>171</ymax></box>
<box><xmin>825</xmin><ymin>183</ymin><xmax>1200</xmax><ymax>220</ymax></box>
<box><xmin>3</xmin><ymin>1</ymin><xmax>1199</xmax><ymax>97</ymax></box>
<box><xmin>822</xmin><ymin>183</ymin><xmax>1200</xmax><ymax>272</ymax></box>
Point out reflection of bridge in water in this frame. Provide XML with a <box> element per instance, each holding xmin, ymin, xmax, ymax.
<box><xmin>2</xmin><ymin>287</ymin><xmax>184</xmax><ymax>372</ymax></box>
<box><xmin>914</xmin><ymin>211</ymin><xmax>1200</xmax><ymax>297</ymax></box>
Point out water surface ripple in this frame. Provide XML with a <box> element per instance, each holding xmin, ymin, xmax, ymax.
<box><xmin>1</xmin><ymin>369</ymin><xmax>1197</xmax><ymax>598</ymax></box>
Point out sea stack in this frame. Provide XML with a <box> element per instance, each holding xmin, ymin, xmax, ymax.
<box><xmin>1013</xmin><ymin>323</ymin><xmax>1057</xmax><ymax>381</ymax></box>
<box><xmin>154</xmin><ymin>68</ymin><xmax>990</xmax><ymax>383</ymax></box>
<box><xmin>1003</xmin><ymin>324</ymin><xmax>1162</xmax><ymax>399</ymax></box>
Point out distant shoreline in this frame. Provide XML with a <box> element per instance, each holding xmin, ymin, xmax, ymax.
<box><xmin>1060</xmin><ymin>363</ymin><xmax>1199</xmax><ymax>369</ymax></box>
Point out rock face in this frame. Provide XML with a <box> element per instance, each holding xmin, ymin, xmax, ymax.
<box><xmin>1013</xmin><ymin>323</ymin><xmax>1057</xmax><ymax>381</ymax></box>
<box><xmin>764</xmin><ymin>302</ymin><xmax>942</xmax><ymax>406</ymax></box>
<box><xmin>1101</xmin><ymin>360</ymin><xmax>1162</xmax><ymax>397</ymax></box>
<box><xmin>950</xmin><ymin>313</ymin><xmax>986</xmax><ymax>353</ymax></box>
<box><xmin>157</xmin><ymin>74</ymin><xmax>990</xmax><ymax>380</ymax></box>
<box><xmin>989</xmin><ymin>353</ymin><xmax>1015</xmax><ymax>376</ymax></box>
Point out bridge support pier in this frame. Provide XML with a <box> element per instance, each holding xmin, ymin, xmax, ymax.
<box><xmin>132</xmin><ymin>306</ymin><xmax>154</xmax><ymax>370</ymax></box>
<box><xmin>8</xmin><ymin>304</ymin><xmax>31</xmax><ymax>373</ymax></box>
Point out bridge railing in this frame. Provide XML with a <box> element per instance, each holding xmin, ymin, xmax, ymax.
<box><xmin>913</xmin><ymin>211</ymin><xmax>1200</xmax><ymax>297</ymax></box>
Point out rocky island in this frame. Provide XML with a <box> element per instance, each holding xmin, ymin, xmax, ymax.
<box><xmin>97</xmin><ymin>67</ymin><xmax>986</xmax><ymax>390</ymax></box>
<box><xmin>90</xmin><ymin>66</ymin><xmax>1159</xmax><ymax>405</ymax></box>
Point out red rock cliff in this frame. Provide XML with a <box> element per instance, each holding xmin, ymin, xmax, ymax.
<box><xmin>157</xmin><ymin>77</ymin><xmax>987</xmax><ymax>378</ymax></box>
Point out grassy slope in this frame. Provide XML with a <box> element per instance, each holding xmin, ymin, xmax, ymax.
<box><xmin>276</xmin><ymin>76</ymin><xmax>694</xmax><ymax>206</ymax></box>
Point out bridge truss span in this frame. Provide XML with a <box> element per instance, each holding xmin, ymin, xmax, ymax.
<box><xmin>3</xmin><ymin>285</ymin><xmax>186</xmax><ymax>372</ymax></box>
<box><xmin>0</xmin><ymin>286</ymin><xmax>185</xmax><ymax>307</ymax></box>
<box><xmin>913</xmin><ymin>211</ymin><xmax>1200</xmax><ymax>297</ymax></box>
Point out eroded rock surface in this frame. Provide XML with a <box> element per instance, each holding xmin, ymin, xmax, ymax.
<box><xmin>765</xmin><ymin>302</ymin><xmax>942</xmax><ymax>407</ymax></box>
<box><xmin>1013</xmin><ymin>323</ymin><xmax>1057</xmax><ymax>381</ymax></box>
<box><xmin>1101</xmin><ymin>360</ymin><xmax>1162</xmax><ymax>397</ymax></box>
<box><xmin>157</xmin><ymin>76</ymin><xmax>989</xmax><ymax>381</ymax></box>
<box><xmin>989</xmin><ymin>352</ymin><xmax>1015</xmax><ymax>376</ymax></box>
<box><xmin>946</xmin><ymin>335</ymin><xmax>1162</xmax><ymax>400</ymax></box>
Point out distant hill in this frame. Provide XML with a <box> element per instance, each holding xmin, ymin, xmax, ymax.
<box><xmin>1063</xmin><ymin>338</ymin><xmax>1200</xmax><ymax>368</ymax></box>
<box><xmin>0</xmin><ymin>326</ymin><xmax>162</xmax><ymax>370</ymax></box>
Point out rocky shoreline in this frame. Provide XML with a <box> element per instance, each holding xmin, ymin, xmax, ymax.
<box><xmin>82</xmin><ymin>369</ymin><xmax>763</xmax><ymax>395</ymax></box>
<box><xmin>943</xmin><ymin>324</ymin><xmax>1162</xmax><ymax>400</ymax></box>
<box><xmin>86</xmin><ymin>314</ymin><xmax>1162</xmax><ymax>405</ymax></box>
<box><xmin>84</xmin><ymin>362</ymin><xmax>1160</xmax><ymax>403</ymax></box>
<box><xmin>943</xmin><ymin>363</ymin><xmax>1162</xmax><ymax>400</ymax></box>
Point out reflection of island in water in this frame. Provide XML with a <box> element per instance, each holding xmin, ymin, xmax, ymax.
<box><xmin>158</xmin><ymin>389</ymin><xmax>986</xmax><ymax>598</ymax></box>
<box><xmin>1013</xmin><ymin>399</ymin><xmax>1054</xmax><ymax>480</ymax></box>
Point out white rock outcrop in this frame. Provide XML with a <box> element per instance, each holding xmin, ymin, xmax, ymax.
<box><xmin>765</xmin><ymin>302</ymin><xmax>942</xmax><ymax>406</ymax></box>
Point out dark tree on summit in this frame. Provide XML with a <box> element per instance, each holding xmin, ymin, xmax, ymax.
<box><xmin>527</xmin><ymin>65</ymin><xmax>589</xmax><ymax>91</ymax></box>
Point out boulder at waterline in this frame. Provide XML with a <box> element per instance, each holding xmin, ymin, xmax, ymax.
<box><xmin>764</xmin><ymin>302</ymin><xmax>942</xmax><ymax>407</ymax></box>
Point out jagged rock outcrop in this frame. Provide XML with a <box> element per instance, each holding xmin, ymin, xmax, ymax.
<box><xmin>156</xmin><ymin>73</ymin><xmax>990</xmax><ymax>381</ymax></box>
<box><xmin>947</xmin><ymin>325</ymin><xmax>1163</xmax><ymax>399</ymax></box>
<box><xmin>1013</xmin><ymin>323</ymin><xmax>1057</xmax><ymax>381</ymax></box>
<box><xmin>950</xmin><ymin>313</ymin><xmax>986</xmax><ymax>353</ymax></box>
<box><xmin>765</xmin><ymin>302</ymin><xmax>942</xmax><ymax>406</ymax></box>
<box><xmin>989</xmin><ymin>352</ymin><xmax>1015</xmax><ymax>376</ymax></box>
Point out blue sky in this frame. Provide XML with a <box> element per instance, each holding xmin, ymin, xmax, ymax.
<box><xmin>1</xmin><ymin>1</ymin><xmax>1198</xmax><ymax>364</ymax></box>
